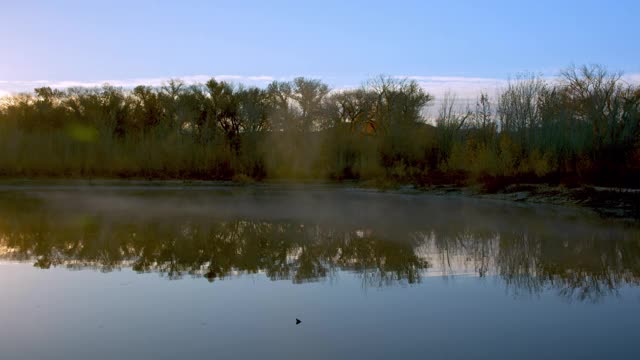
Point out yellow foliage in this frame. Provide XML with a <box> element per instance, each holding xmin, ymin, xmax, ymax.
<box><xmin>498</xmin><ymin>135</ymin><xmax>519</xmax><ymax>176</ymax></box>
<box><xmin>471</xmin><ymin>146</ymin><xmax>500</xmax><ymax>176</ymax></box>
<box><xmin>528</xmin><ymin>150</ymin><xmax>554</xmax><ymax>177</ymax></box>
<box><xmin>65</xmin><ymin>123</ymin><xmax>98</xmax><ymax>143</ymax></box>
<box><xmin>447</xmin><ymin>142</ymin><xmax>467</xmax><ymax>171</ymax></box>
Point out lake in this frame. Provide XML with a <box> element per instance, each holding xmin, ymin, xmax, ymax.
<box><xmin>1</xmin><ymin>185</ymin><xmax>639</xmax><ymax>359</ymax></box>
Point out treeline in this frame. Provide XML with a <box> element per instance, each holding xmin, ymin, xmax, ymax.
<box><xmin>0</xmin><ymin>65</ymin><xmax>639</xmax><ymax>186</ymax></box>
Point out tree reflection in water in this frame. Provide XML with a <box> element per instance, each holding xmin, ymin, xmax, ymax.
<box><xmin>0</xmin><ymin>190</ymin><xmax>639</xmax><ymax>302</ymax></box>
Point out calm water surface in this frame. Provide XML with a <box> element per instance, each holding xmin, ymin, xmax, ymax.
<box><xmin>1</xmin><ymin>186</ymin><xmax>639</xmax><ymax>359</ymax></box>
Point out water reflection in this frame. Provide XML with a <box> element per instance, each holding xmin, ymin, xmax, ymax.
<box><xmin>0</xmin><ymin>189</ymin><xmax>639</xmax><ymax>302</ymax></box>
<box><xmin>0</xmin><ymin>218</ymin><xmax>427</xmax><ymax>287</ymax></box>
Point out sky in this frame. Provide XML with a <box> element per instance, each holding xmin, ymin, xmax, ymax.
<box><xmin>1</xmin><ymin>0</ymin><xmax>639</xmax><ymax>98</ymax></box>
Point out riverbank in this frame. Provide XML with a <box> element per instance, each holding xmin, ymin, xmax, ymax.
<box><xmin>414</xmin><ymin>183</ymin><xmax>640</xmax><ymax>220</ymax></box>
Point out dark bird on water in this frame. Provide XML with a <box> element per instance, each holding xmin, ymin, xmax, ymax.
<box><xmin>296</xmin><ymin>318</ymin><xmax>301</xmax><ymax>325</ymax></box>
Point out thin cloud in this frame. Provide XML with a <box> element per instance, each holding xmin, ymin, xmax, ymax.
<box><xmin>394</xmin><ymin>75</ymin><xmax>508</xmax><ymax>101</ymax></box>
<box><xmin>399</xmin><ymin>75</ymin><xmax>506</xmax><ymax>83</ymax></box>
<box><xmin>622</xmin><ymin>73</ymin><xmax>640</xmax><ymax>85</ymax></box>
<box><xmin>2</xmin><ymin>73</ymin><xmax>639</xmax><ymax>99</ymax></box>
<box><xmin>0</xmin><ymin>75</ymin><xmax>280</xmax><ymax>95</ymax></box>
<box><xmin>396</xmin><ymin>73</ymin><xmax>640</xmax><ymax>103</ymax></box>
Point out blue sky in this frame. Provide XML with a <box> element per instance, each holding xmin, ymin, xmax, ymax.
<box><xmin>1</xmin><ymin>0</ymin><xmax>639</xmax><ymax>96</ymax></box>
